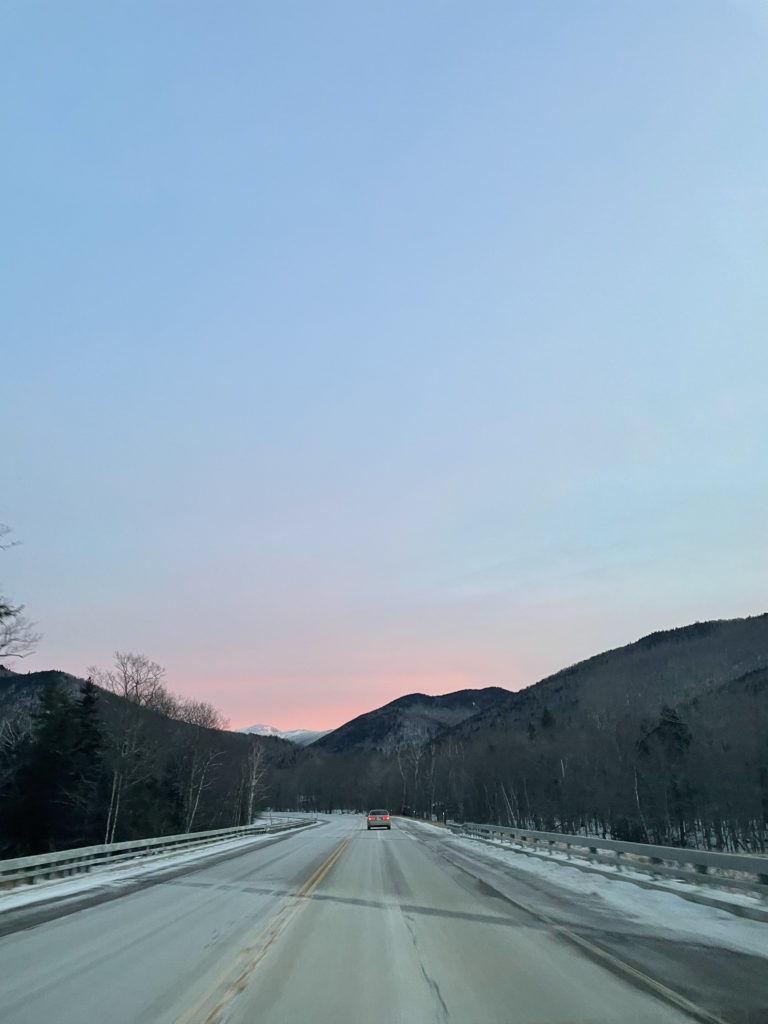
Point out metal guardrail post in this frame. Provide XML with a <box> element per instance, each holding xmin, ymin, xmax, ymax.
<box><xmin>446</xmin><ymin>821</ymin><xmax>768</xmax><ymax>896</ymax></box>
<box><xmin>0</xmin><ymin>817</ymin><xmax>315</xmax><ymax>890</ymax></box>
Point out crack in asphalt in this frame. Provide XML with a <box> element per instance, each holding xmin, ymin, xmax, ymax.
<box><xmin>402</xmin><ymin>911</ymin><xmax>450</xmax><ymax>1022</ymax></box>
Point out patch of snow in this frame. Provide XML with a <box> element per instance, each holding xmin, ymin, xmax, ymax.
<box><xmin>411</xmin><ymin>819</ymin><xmax>449</xmax><ymax>833</ymax></box>
<box><xmin>237</xmin><ymin>724</ymin><xmax>332</xmax><ymax>745</ymax></box>
<box><xmin>238</xmin><ymin>723</ymin><xmax>282</xmax><ymax>737</ymax></box>
<box><xmin>0</xmin><ymin>819</ymin><xmax>313</xmax><ymax>912</ymax></box>
<box><xmin>411</xmin><ymin>823</ymin><xmax>768</xmax><ymax>959</ymax></box>
<box><xmin>280</xmin><ymin>728</ymin><xmax>332</xmax><ymax>745</ymax></box>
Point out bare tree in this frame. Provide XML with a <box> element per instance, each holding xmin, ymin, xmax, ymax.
<box><xmin>168</xmin><ymin>695</ymin><xmax>228</xmax><ymax>831</ymax></box>
<box><xmin>393</xmin><ymin>722</ymin><xmax>430</xmax><ymax>814</ymax></box>
<box><xmin>0</xmin><ymin>703</ymin><xmax>34</xmax><ymax>788</ymax></box>
<box><xmin>172</xmin><ymin>696</ymin><xmax>228</xmax><ymax>731</ymax></box>
<box><xmin>89</xmin><ymin>652</ymin><xmax>169</xmax><ymax>843</ymax></box>
<box><xmin>0</xmin><ymin>526</ymin><xmax>40</xmax><ymax>659</ymax></box>
<box><xmin>183</xmin><ymin>743</ymin><xmax>224</xmax><ymax>832</ymax></box>
<box><xmin>246</xmin><ymin>741</ymin><xmax>268</xmax><ymax>821</ymax></box>
<box><xmin>90</xmin><ymin>651</ymin><xmax>168</xmax><ymax>709</ymax></box>
<box><xmin>88</xmin><ymin>654</ymin><xmax>234</xmax><ymax>837</ymax></box>
<box><xmin>241</xmin><ymin>737</ymin><xmax>268</xmax><ymax>824</ymax></box>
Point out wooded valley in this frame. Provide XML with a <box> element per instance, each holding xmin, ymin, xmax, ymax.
<box><xmin>2</xmin><ymin>614</ymin><xmax>767</xmax><ymax>857</ymax></box>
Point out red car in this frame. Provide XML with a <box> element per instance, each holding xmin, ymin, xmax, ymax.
<box><xmin>367</xmin><ymin>809</ymin><xmax>391</xmax><ymax>830</ymax></box>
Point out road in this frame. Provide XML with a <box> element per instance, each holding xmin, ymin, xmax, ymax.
<box><xmin>0</xmin><ymin>816</ymin><xmax>762</xmax><ymax>1024</ymax></box>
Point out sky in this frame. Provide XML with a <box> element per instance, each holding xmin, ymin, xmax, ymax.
<box><xmin>3</xmin><ymin>1</ymin><xmax>768</xmax><ymax>730</ymax></box>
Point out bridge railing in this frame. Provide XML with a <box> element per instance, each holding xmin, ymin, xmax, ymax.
<box><xmin>447</xmin><ymin>822</ymin><xmax>768</xmax><ymax>896</ymax></box>
<box><xmin>0</xmin><ymin>818</ymin><xmax>314</xmax><ymax>889</ymax></box>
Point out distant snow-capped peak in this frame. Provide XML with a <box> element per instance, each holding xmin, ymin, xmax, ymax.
<box><xmin>237</xmin><ymin>723</ymin><xmax>331</xmax><ymax>746</ymax></box>
<box><xmin>239</xmin><ymin>723</ymin><xmax>282</xmax><ymax>738</ymax></box>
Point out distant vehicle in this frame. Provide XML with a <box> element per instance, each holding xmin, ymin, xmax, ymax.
<box><xmin>367</xmin><ymin>809</ymin><xmax>391</xmax><ymax>830</ymax></box>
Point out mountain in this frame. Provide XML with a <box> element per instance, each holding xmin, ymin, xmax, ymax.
<box><xmin>0</xmin><ymin>667</ymin><xmax>90</xmax><ymax>717</ymax></box>
<box><xmin>310</xmin><ymin>686</ymin><xmax>510</xmax><ymax>754</ymax></box>
<box><xmin>296</xmin><ymin>613</ymin><xmax>768</xmax><ymax>757</ymax></box>
<box><xmin>239</xmin><ymin>723</ymin><xmax>282</xmax><ymax>738</ymax></box>
<box><xmin>449</xmin><ymin>612</ymin><xmax>768</xmax><ymax>738</ymax></box>
<box><xmin>0</xmin><ymin>664</ymin><xmax>298</xmax><ymax>856</ymax></box>
<box><xmin>238</xmin><ymin>723</ymin><xmax>331</xmax><ymax>746</ymax></box>
<box><xmin>4</xmin><ymin>611</ymin><xmax>767</xmax><ymax>851</ymax></box>
<box><xmin>0</xmin><ymin>672</ymin><xmax>328</xmax><ymax>747</ymax></box>
<box><xmin>280</xmin><ymin>613</ymin><xmax>768</xmax><ymax>850</ymax></box>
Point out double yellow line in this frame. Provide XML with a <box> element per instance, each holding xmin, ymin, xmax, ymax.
<box><xmin>292</xmin><ymin>831</ymin><xmax>354</xmax><ymax>903</ymax></box>
<box><xmin>177</xmin><ymin>830</ymin><xmax>355</xmax><ymax>1024</ymax></box>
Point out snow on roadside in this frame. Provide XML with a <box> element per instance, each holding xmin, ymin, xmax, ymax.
<box><xmin>409</xmin><ymin>821</ymin><xmax>768</xmax><ymax>958</ymax></box>
<box><xmin>0</xmin><ymin>820</ymin><xmax>312</xmax><ymax>913</ymax></box>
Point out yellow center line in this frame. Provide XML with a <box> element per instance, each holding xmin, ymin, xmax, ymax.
<box><xmin>174</xmin><ymin>828</ymin><xmax>356</xmax><ymax>1024</ymax></box>
<box><xmin>290</xmin><ymin>832</ymin><xmax>352</xmax><ymax>899</ymax></box>
<box><xmin>296</xmin><ymin>832</ymin><xmax>354</xmax><ymax>901</ymax></box>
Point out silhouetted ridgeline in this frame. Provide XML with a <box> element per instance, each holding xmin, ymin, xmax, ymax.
<box><xmin>0</xmin><ymin>667</ymin><xmax>294</xmax><ymax>857</ymax></box>
<box><xmin>311</xmin><ymin>687</ymin><xmax>510</xmax><ymax>754</ymax></box>
<box><xmin>2</xmin><ymin>613</ymin><xmax>767</xmax><ymax>855</ymax></box>
<box><xmin>274</xmin><ymin>614</ymin><xmax>768</xmax><ymax>851</ymax></box>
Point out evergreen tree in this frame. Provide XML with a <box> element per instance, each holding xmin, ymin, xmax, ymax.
<box><xmin>0</xmin><ymin>681</ymin><xmax>107</xmax><ymax>854</ymax></box>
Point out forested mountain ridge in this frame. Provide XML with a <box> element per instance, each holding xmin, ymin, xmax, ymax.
<box><xmin>280</xmin><ymin>613</ymin><xmax>768</xmax><ymax>851</ymax></box>
<box><xmin>0</xmin><ymin>666</ymin><xmax>86</xmax><ymax>707</ymax></box>
<box><xmin>238</xmin><ymin>723</ymin><xmax>332</xmax><ymax>746</ymax></box>
<box><xmin>312</xmin><ymin>686</ymin><xmax>510</xmax><ymax>754</ymax></box>
<box><xmin>300</xmin><ymin>613</ymin><xmax>768</xmax><ymax>755</ymax></box>
<box><xmin>0</xmin><ymin>662</ymin><xmax>295</xmax><ymax>858</ymax></box>
<box><xmin>452</xmin><ymin>613</ymin><xmax>768</xmax><ymax>738</ymax></box>
<box><xmin>3</xmin><ymin>612</ymin><xmax>767</xmax><ymax>856</ymax></box>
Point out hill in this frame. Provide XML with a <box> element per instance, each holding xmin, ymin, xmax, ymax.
<box><xmin>238</xmin><ymin>723</ymin><xmax>331</xmax><ymax>746</ymax></box>
<box><xmin>5</xmin><ymin>611</ymin><xmax>767</xmax><ymax>852</ymax></box>
<box><xmin>0</xmin><ymin>664</ymin><xmax>296</xmax><ymax>857</ymax></box>
<box><xmin>297</xmin><ymin>614</ymin><xmax>768</xmax><ymax>756</ymax></box>
<box><xmin>452</xmin><ymin>612</ymin><xmax>768</xmax><ymax>738</ymax></box>
<box><xmin>279</xmin><ymin>613</ymin><xmax>768</xmax><ymax>852</ymax></box>
<box><xmin>0</xmin><ymin>665</ymin><xmax>87</xmax><ymax>705</ymax></box>
<box><xmin>311</xmin><ymin>686</ymin><xmax>510</xmax><ymax>754</ymax></box>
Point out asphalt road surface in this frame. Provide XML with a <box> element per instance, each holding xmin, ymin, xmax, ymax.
<box><xmin>0</xmin><ymin>816</ymin><xmax>763</xmax><ymax>1024</ymax></box>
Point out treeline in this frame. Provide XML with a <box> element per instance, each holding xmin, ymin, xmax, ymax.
<box><xmin>0</xmin><ymin>654</ymin><xmax>284</xmax><ymax>857</ymax></box>
<box><xmin>2</xmin><ymin>661</ymin><xmax>766</xmax><ymax>857</ymax></box>
<box><xmin>273</xmin><ymin>671</ymin><xmax>768</xmax><ymax>853</ymax></box>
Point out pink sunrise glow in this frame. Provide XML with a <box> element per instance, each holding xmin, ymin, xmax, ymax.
<box><xmin>179</xmin><ymin>667</ymin><xmax>523</xmax><ymax>733</ymax></box>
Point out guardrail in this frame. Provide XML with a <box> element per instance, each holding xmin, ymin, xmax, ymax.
<box><xmin>0</xmin><ymin>817</ymin><xmax>315</xmax><ymax>889</ymax></box>
<box><xmin>447</xmin><ymin>822</ymin><xmax>768</xmax><ymax>896</ymax></box>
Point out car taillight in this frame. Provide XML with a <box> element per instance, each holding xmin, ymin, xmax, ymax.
<box><xmin>382</xmin><ymin>815</ymin><xmax>389</xmax><ymax>820</ymax></box>
<box><xmin>368</xmin><ymin>816</ymin><xmax>375</xmax><ymax>820</ymax></box>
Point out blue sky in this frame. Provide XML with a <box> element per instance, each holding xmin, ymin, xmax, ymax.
<box><xmin>3</xmin><ymin>1</ymin><xmax>768</xmax><ymax>728</ymax></box>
